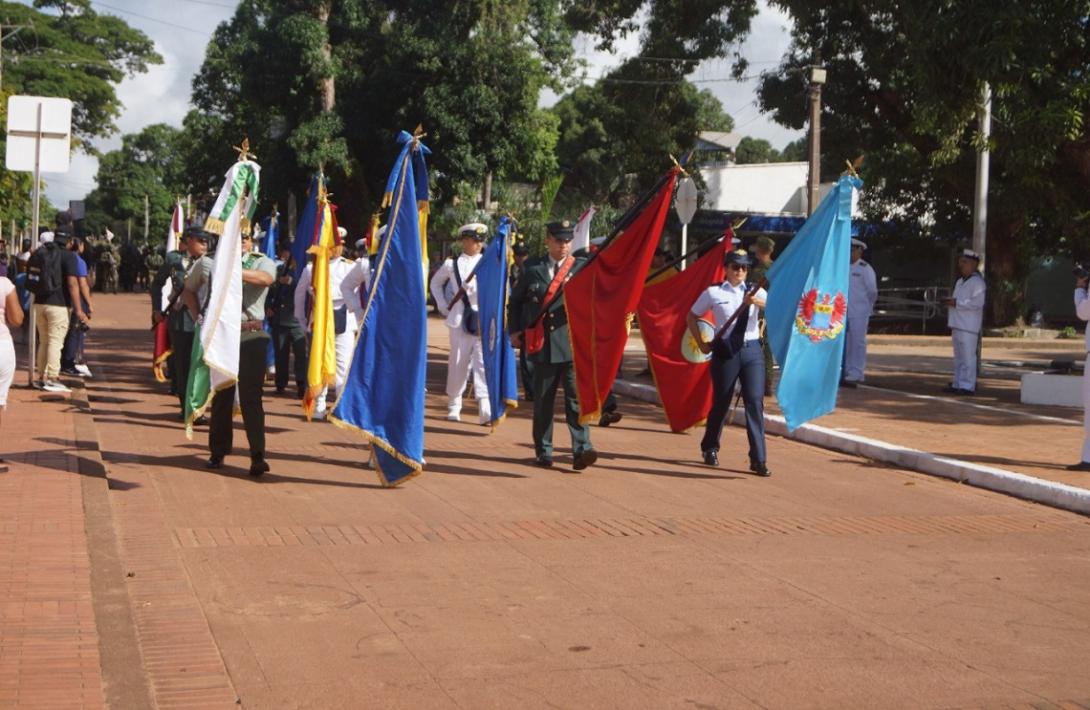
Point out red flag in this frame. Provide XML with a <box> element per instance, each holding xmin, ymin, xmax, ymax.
<box><xmin>636</xmin><ymin>238</ymin><xmax>727</xmax><ymax>432</ymax></box>
<box><xmin>565</xmin><ymin>169</ymin><xmax>678</xmax><ymax>424</ymax></box>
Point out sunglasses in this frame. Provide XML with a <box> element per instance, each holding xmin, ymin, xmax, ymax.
<box><xmin>728</xmin><ymin>263</ymin><xmax>748</xmax><ymax>271</ymax></box>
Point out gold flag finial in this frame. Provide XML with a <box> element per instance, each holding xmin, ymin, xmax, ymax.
<box><xmin>233</xmin><ymin>137</ymin><xmax>256</xmax><ymax>162</ymax></box>
<box><xmin>844</xmin><ymin>154</ymin><xmax>864</xmax><ymax>177</ymax></box>
<box><xmin>669</xmin><ymin>154</ymin><xmax>689</xmax><ymax>177</ymax></box>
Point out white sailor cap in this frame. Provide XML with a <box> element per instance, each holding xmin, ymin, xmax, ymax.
<box><xmin>355</xmin><ymin>238</ymin><xmax>366</xmax><ymax>249</ymax></box>
<box><xmin>336</xmin><ymin>226</ymin><xmax>348</xmax><ymax>239</ymax></box>
<box><xmin>851</xmin><ymin>238</ymin><xmax>867</xmax><ymax>249</ymax></box>
<box><xmin>458</xmin><ymin>222</ymin><xmax>488</xmax><ymax>240</ymax></box>
<box><xmin>39</xmin><ymin>231</ymin><xmax>54</xmax><ymax>244</ymax></box>
<box><xmin>590</xmin><ymin>236</ymin><xmax>607</xmax><ymax>247</ymax></box>
<box><xmin>960</xmin><ymin>248</ymin><xmax>982</xmax><ymax>261</ymax></box>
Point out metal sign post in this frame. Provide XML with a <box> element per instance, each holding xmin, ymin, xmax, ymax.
<box><xmin>675</xmin><ymin>177</ymin><xmax>698</xmax><ymax>269</ymax></box>
<box><xmin>6</xmin><ymin>95</ymin><xmax>73</xmax><ymax>386</ymax></box>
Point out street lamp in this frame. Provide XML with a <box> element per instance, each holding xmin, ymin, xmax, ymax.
<box><xmin>807</xmin><ymin>64</ymin><xmax>826</xmax><ymax>216</ymax></box>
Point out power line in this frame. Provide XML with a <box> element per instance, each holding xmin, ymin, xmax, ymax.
<box><xmin>92</xmin><ymin>1</ymin><xmax>210</xmax><ymax>36</ymax></box>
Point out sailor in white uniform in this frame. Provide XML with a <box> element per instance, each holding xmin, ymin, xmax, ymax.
<box><xmin>293</xmin><ymin>226</ymin><xmax>361</xmax><ymax>417</ymax></box>
<box><xmin>842</xmin><ymin>238</ymin><xmax>878</xmax><ymax>386</ymax></box>
<box><xmin>1069</xmin><ymin>266</ymin><xmax>1090</xmax><ymax>470</ymax></box>
<box><xmin>942</xmin><ymin>248</ymin><xmax>986</xmax><ymax>395</ymax></box>
<box><xmin>429</xmin><ymin>223</ymin><xmax>491</xmax><ymax>424</ymax></box>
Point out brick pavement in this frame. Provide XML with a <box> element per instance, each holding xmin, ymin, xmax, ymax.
<box><xmin>620</xmin><ymin>331</ymin><xmax>1090</xmax><ymax>491</ymax></box>
<box><xmin>5</xmin><ymin>292</ymin><xmax>1090</xmax><ymax>709</ymax></box>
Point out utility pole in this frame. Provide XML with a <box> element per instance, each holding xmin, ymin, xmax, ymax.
<box><xmin>806</xmin><ymin>60</ymin><xmax>827</xmax><ymax>216</ymax></box>
<box><xmin>144</xmin><ymin>193</ymin><xmax>149</xmax><ymax>245</ymax></box>
<box><xmin>972</xmin><ymin>83</ymin><xmax>991</xmax><ymax>269</ymax></box>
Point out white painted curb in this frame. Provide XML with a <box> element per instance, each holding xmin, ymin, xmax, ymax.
<box><xmin>613</xmin><ymin>379</ymin><xmax>1090</xmax><ymax>516</ymax></box>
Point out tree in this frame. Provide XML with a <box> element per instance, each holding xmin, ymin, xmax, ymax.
<box><xmin>779</xmin><ymin>136</ymin><xmax>807</xmax><ymax>162</ymax></box>
<box><xmin>756</xmin><ymin>0</ymin><xmax>1090</xmax><ymax>324</ymax></box>
<box><xmin>0</xmin><ymin>0</ymin><xmax>161</xmax><ymax>149</ymax></box>
<box><xmin>551</xmin><ymin>73</ymin><xmax>735</xmax><ymax>206</ymax></box>
<box><xmin>84</xmin><ymin>124</ymin><xmax>186</xmax><ymax>243</ymax></box>
<box><xmin>735</xmin><ymin>136</ymin><xmax>779</xmax><ymax>164</ymax></box>
<box><xmin>181</xmin><ymin>0</ymin><xmax>577</xmax><ymax>234</ymax></box>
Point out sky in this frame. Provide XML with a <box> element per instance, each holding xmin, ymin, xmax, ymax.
<box><xmin>40</xmin><ymin>0</ymin><xmax>801</xmax><ymax>208</ymax></box>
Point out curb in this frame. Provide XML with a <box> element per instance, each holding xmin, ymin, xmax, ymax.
<box><xmin>614</xmin><ymin>378</ymin><xmax>1090</xmax><ymax>516</ymax></box>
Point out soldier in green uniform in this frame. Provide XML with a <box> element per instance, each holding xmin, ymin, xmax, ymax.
<box><xmin>182</xmin><ymin>231</ymin><xmax>277</xmax><ymax>476</ymax></box>
<box><xmin>151</xmin><ymin>227</ymin><xmax>210</xmax><ymax>417</ymax></box>
<box><xmin>509</xmin><ymin>221</ymin><xmax>597</xmax><ymax>471</ymax></box>
<box><xmin>749</xmin><ymin>235</ymin><xmax>776</xmax><ymax>396</ymax></box>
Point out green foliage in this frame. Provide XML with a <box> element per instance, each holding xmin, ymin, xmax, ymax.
<box><xmin>551</xmin><ymin>74</ymin><xmax>735</xmax><ymax>205</ymax></box>
<box><xmin>735</xmin><ymin>136</ymin><xmax>778</xmax><ymax>164</ymax></box>
<box><xmin>84</xmin><ymin>124</ymin><xmax>186</xmax><ymax>242</ymax></box>
<box><xmin>754</xmin><ymin>0</ymin><xmax>1090</xmax><ymax>324</ymax></box>
<box><xmin>0</xmin><ymin>0</ymin><xmax>161</xmax><ymax>148</ymax></box>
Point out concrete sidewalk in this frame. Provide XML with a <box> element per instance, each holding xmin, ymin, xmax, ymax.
<box><xmin>4</xmin><ymin>294</ymin><xmax>1090</xmax><ymax>709</ymax></box>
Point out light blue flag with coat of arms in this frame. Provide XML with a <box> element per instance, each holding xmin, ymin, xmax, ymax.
<box><xmin>331</xmin><ymin>131</ymin><xmax>429</xmax><ymax>487</ymax></box>
<box><xmin>474</xmin><ymin>215</ymin><xmax>519</xmax><ymax>428</ymax></box>
<box><xmin>765</xmin><ymin>174</ymin><xmax>862</xmax><ymax>431</ymax></box>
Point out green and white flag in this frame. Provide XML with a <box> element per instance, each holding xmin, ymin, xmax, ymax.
<box><xmin>183</xmin><ymin>158</ymin><xmax>260</xmax><ymax>436</ymax></box>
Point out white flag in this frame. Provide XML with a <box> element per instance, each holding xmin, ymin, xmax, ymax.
<box><xmin>201</xmin><ymin>160</ymin><xmax>260</xmax><ymax>397</ymax></box>
<box><xmin>572</xmin><ymin>205</ymin><xmax>596</xmax><ymax>253</ymax></box>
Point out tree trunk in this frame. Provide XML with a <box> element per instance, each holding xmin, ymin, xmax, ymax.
<box><xmin>985</xmin><ymin>217</ymin><xmax>1026</xmax><ymax>326</ymax></box>
<box><xmin>481</xmin><ymin>170</ymin><xmax>493</xmax><ymax>210</ymax></box>
<box><xmin>317</xmin><ymin>2</ymin><xmax>335</xmax><ymax>112</ymax></box>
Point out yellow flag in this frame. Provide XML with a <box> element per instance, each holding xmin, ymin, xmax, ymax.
<box><xmin>303</xmin><ymin>196</ymin><xmax>338</xmax><ymax>420</ymax></box>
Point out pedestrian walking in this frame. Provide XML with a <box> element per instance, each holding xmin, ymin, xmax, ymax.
<box><xmin>183</xmin><ymin>231</ymin><xmax>276</xmax><ymax>475</ymax></box>
<box><xmin>688</xmin><ymin>249</ymin><xmax>770</xmax><ymax>476</ymax></box>
<box><xmin>60</xmin><ymin>237</ymin><xmax>95</xmax><ymax>378</ymax></box>
<box><xmin>942</xmin><ymin>249</ymin><xmax>986</xmax><ymax>395</ymax></box>
<box><xmin>509</xmin><ymin>220</ymin><xmax>597</xmax><ymax>470</ymax></box>
<box><xmin>429</xmin><ymin>223</ymin><xmax>491</xmax><ymax>424</ymax></box>
<box><xmin>0</xmin><ymin>273</ymin><xmax>24</xmax><ymax>472</ymax></box>
<box><xmin>842</xmin><ymin>238</ymin><xmax>877</xmax><ymax>387</ymax></box>
<box><xmin>27</xmin><ymin>231</ymin><xmax>86</xmax><ymax>393</ymax></box>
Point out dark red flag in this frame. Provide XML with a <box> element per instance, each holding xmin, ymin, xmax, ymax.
<box><xmin>636</xmin><ymin>238</ymin><xmax>727</xmax><ymax>432</ymax></box>
<box><xmin>152</xmin><ymin>319</ymin><xmax>172</xmax><ymax>383</ymax></box>
<box><xmin>565</xmin><ymin>169</ymin><xmax>678</xmax><ymax>423</ymax></box>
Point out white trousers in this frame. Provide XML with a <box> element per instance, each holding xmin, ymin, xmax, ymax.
<box><xmin>843</xmin><ymin>314</ymin><xmax>869</xmax><ymax>382</ymax></box>
<box><xmin>1082</xmin><ymin>363</ymin><xmax>1090</xmax><ymax>463</ymax></box>
<box><xmin>446</xmin><ymin>325</ymin><xmax>490</xmax><ymax>423</ymax></box>
<box><xmin>951</xmin><ymin>329</ymin><xmax>978</xmax><ymax>391</ymax></box>
<box><xmin>316</xmin><ymin>330</ymin><xmax>355</xmax><ymax>413</ymax></box>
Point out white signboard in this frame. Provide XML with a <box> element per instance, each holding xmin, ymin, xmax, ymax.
<box><xmin>5</xmin><ymin>95</ymin><xmax>73</xmax><ymax>173</ymax></box>
<box><xmin>675</xmin><ymin>177</ymin><xmax>698</xmax><ymax>225</ymax></box>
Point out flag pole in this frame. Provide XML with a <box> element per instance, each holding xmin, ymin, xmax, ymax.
<box><xmin>527</xmin><ymin>167</ymin><xmax>677</xmax><ymax>330</ymax></box>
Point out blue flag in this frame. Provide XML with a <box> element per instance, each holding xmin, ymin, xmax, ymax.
<box><xmin>475</xmin><ymin>216</ymin><xmax>519</xmax><ymax>428</ymax></box>
<box><xmin>260</xmin><ymin>211</ymin><xmax>279</xmax><ymax>257</ymax></box>
<box><xmin>292</xmin><ymin>175</ymin><xmax>323</xmax><ymax>278</ymax></box>
<box><xmin>331</xmin><ymin>131</ymin><xmax>429</xmax><ymax>487</ymax></box>
<box><xmin>765</xmin><ymin>174</ymin><xmax>862</xmax><ymax>431</ymax></box>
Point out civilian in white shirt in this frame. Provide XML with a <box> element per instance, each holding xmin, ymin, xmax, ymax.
<box><xmin>842</xmin><ymin>238</ymin><xmax>878</xmax><ymax>386</ymax></box>
<box><xmin>942</xmin><ymin>248</ymin><xmax>986</xmax><ymax>395</ymax></box>
<box><xmin>687</xmin><ymin>249</ymin><xmax>770</xmax><ymax>476</ymax></box>
<box><xmin>1068</xmin><ymin>266</ymin><xmax>1090</xmax><ymax>471</ymax></box>
<box><xmin>293</xmin><ymin>227</ymin><xmax>360</xmax><ymax>418</ymax></box>
<box><xmin>429</xmin><ymin>223</ymin><xmax>490</xmax><ymax>424</ymax></box>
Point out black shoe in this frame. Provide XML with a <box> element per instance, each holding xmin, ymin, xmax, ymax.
<box><xmin>598</xmin><ymin>410</ymin><xmax>623</xmax><ymax>427</ymax></box>
<box><xmin>249</xmin><ymin>456</ymin><xmax>270</xmax><ymax>477</ymax></box>
<box><xmin>942</xmin><ymin>385</ymin><xmax>959</xmax><ymax>394</ymax></box>
<box><xmin>59</xmin><ymin>367</ymin><xmax>81</xmax><ymax>377</ymax></box>
<box><xmin>749</xmin><ymin>460</ymin><xmax>771</xmax><ymax>477</ymax></box>
<box><xmin>193</xmin><ymin>415</ymin><xmax>208</xmax><ymax>426</ymax></box>
<box><xmin>572</xmin><ymin>448</ymin><xmax>598</xmax><ymax>471</ymax></box>
<box><xmin>534</xmin><ymin>455</ymin><xmax>553</xmax><ymax>468</ymax></box>
<box><xmin>1066</xmin><ymin>461</ymin><xmax>1090</xmax><ymax>471</ymax></box>
<box><xmin>702</xmin><ymin>450</ymin><xmax>719</xmax><ymax>467</ymax></box>
<box><xmin>839</xmin><ymin>380</ymin><xmax>857</xmax><ymax>389</ymax></box>
<box><xmin>205</xmin><ymin>455</ymin><xmax>224</xmax><ymax>469</ymax></box>
<box><xmin>957</xmin><ymin>388</ymin><xmax>975</xmax><ymax>396</ymax></box>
